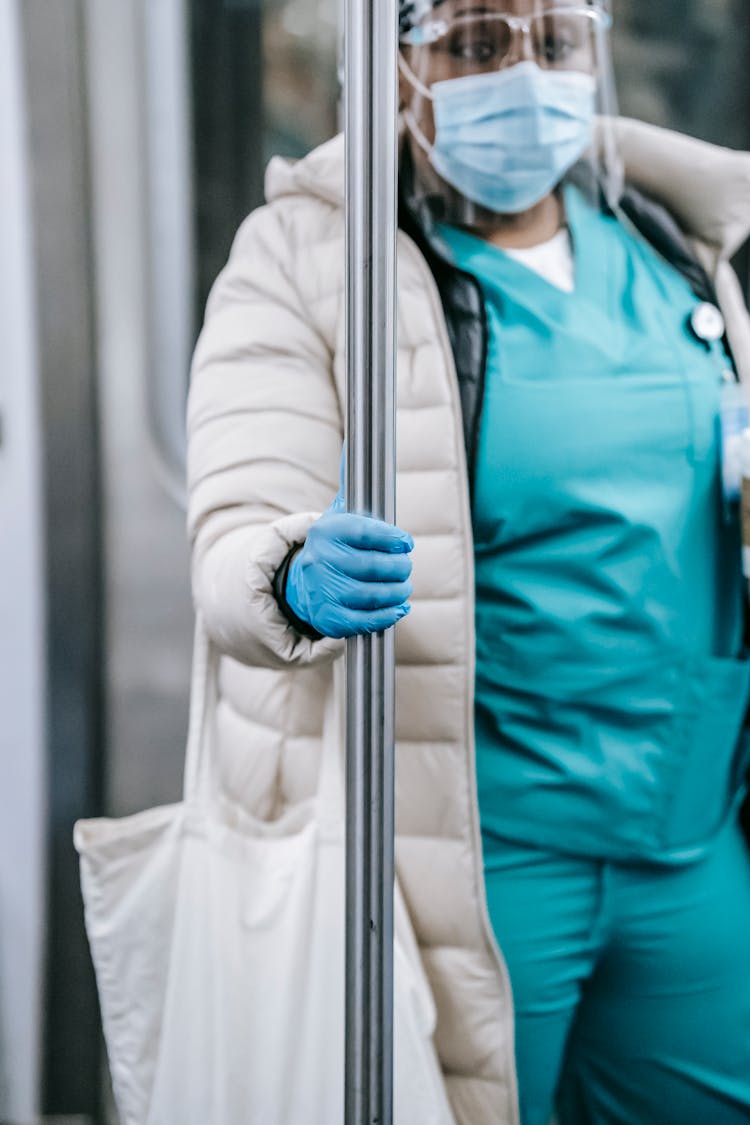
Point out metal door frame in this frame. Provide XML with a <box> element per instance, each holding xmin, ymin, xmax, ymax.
<box><xmin>0</xmin><ymin>1</ymin><xmax>47</xmax><ymax>1119</ymax></box>
<box><xmin>18</xmin><ymin>1</ymin><xmax>106</xmax><ymax>1118</ymax></box>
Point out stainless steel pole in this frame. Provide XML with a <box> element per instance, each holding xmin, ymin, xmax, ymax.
<box><xmin>343</xmin><ymin>0</ymin><xmax>398</xmax><ymax>1114</ymax></box>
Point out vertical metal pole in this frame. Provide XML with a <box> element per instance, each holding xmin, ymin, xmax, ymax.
<box><xmin>343</xmin><ymin>0</ymin><xmax>398</xmax><ymax>1114</ymax></box>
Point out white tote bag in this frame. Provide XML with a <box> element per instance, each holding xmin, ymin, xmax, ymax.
<box><xmin>74</xmin><ymin>614</ymin><xmax>455</xmax><ymax>1125</ymax></box>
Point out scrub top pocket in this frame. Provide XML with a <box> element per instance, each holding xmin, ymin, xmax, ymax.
<box><xmin>651</xmin><ymin>652</ymin><xmax>750</xmax><ymax>856</ymax></box>
<box><xmin>475</xmin><ymin>652</ymin><xmax>750</xmax><ymax>864</ymax></box>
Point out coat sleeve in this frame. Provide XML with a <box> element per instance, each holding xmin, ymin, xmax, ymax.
<box><xmin>186</xmin><ymin>200</ymin><xmax>345</xmax><ymax>669</ymax></box>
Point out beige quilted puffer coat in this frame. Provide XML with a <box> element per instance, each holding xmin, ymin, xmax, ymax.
<box><xmin>186</xmin><ymin>118</ymin><xmax>750</xmax><ymax>1125</ymax></box>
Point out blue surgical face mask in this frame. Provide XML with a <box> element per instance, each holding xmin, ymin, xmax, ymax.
<box><xmin>400</xmin><ymin>58</ymin><xmax>597</xmax><ymax>214</ymax></box>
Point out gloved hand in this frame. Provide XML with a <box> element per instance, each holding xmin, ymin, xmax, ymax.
<box><xmin>285</xmin><ymin>458</ymin><xmax>414</xmax><ymax>640</ymax></box>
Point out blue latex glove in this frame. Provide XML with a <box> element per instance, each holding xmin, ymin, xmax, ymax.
<box><xmin>286</xmin><ymin>452</ymin><xmax>414</xmax><ymax>639</ymax></box>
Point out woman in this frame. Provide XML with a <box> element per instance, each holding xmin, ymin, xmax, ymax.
<box><xmin>186</xmin><ymin>1</ymin><xmax>750</xmax><ymax>1121</ymax></box>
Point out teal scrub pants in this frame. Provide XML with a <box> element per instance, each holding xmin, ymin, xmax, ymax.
<box><xmin>484</xmin><ymin>811</ymin><xmax>750</xmax><ymax>1125</ymax></box>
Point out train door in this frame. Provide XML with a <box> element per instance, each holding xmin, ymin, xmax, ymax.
<box><xmin>0</xmin><ymin>3</ymin><xmax>47</xmax><ymax>1121</ymax></box>
<box><xmin>6</xmin><ymin>1</ymin><xmax>339</xmax><ymax>1122</ymax></box>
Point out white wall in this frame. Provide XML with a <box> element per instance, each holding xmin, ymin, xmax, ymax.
<box><xmin>0</xmin><ymin>0</ymin><xmax>47</xmax><ymax>1119</ymax></box>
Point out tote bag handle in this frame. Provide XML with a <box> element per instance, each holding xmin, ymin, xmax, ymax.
<box><xmin>182</xmin><ymin>612</ymin><xmax>346</xmax><ymax>826</ymax></box>
<box><xmin>182</xmin><ymin>611</ymin><xmax>219</xmax><ymax>805</ymax></box>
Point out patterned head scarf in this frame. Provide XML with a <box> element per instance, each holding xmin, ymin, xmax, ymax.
<box><xmin>398</xmin><ymin>0</ymin><xmax>448</xmax><ymax>40</ymax></box>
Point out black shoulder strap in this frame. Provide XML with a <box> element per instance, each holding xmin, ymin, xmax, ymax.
<box><xmin>619</xmin><ymin>183</ymin><xmax>740</xmax><ymax>375</ymax></box>
<box><xmin>619</xmin><ymin>185</ymin><xmax>717</xmax><ymax>304</ymax></box>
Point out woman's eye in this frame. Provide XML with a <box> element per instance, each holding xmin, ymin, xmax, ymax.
<box><xmin>540</xmin><ymin>34</ymin><xmax>574</xmax><ymax>63</ymax></box>
<box><xmin>448</xmin><ymin>37</ymin><xmax>497</xmax><ymax>63</ymax></box>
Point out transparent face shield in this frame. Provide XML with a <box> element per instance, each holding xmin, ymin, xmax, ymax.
<box><xmin>398</xmin><ymin>0</ymin><xmax>623</xmax><ymax>235</ymax></box>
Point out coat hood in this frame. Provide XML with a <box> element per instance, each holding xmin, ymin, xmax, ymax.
<box><xmin>264</xmin><ymin>117</ymin><xmax>750</xmax><ymax>262</ymax></box>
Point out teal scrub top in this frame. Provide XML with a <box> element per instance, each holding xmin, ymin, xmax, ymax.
<box><xmin>437</xmin><ymin>183</ymin><xmax>750</xmax><ymax>864</ymax></box>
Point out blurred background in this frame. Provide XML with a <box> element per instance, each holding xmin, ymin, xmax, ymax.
<box><xmin>1</xmin><ymin>0</ymin><xmax>749</xmax><ymax>1121</ymax></box>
